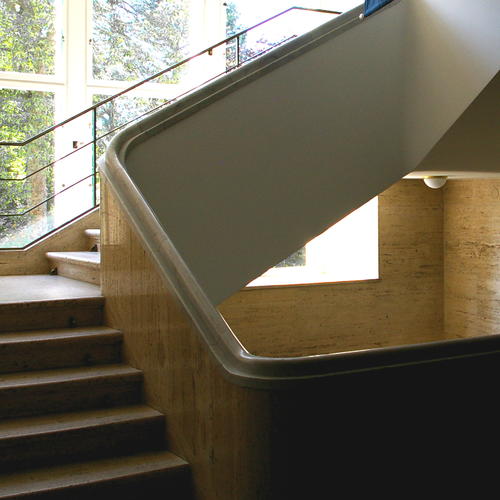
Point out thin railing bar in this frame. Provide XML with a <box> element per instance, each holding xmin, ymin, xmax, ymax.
<box><xmin>234</xmin><ymin>35</ymin><xmax>298</xmax><ymax>67</ymax></box>
<box><xmin>93</xmin><ymin>105</ymin><xmax>171</xmax><ymax>143</ymax></box>
<box><xmin>92</xmin><ymin>64</ymin><xmax>256</xmax><ymax>141</ymax></box>
<box><xmin>1</xmin><ymin>173</ymin><xmax>96</xmax><ymax>216</ymax></box>
<box><xmin>92</xmin><ymin>108</ymin><xmax>97</xmax><ymax>207</ymax></box>
<box><xmin>236</xmin><ymin>36</ymin><xmax>240</xmax><ymax>67</ymax></box>
<box><xmin>0</xmin><ymin>7</ymin><xmax>340</xmax><ymax>147</ymax></box>
<box><xmin>0</xmin><ymin>30</ymin><xmax>305</xmax><ymax>183</ymax></box>
<box><xmin>291</xmin><ymin>6</ymin><xmax>343</xmax><ymax>14</ymax></box>
<box><xmin>100</xmin><ymin>34</ymin><xmax>301</xmax><ymax>132</ymax></box>
<box><xmin>2</xmin><ymin>206</ymin><xmax>99</xmax><ymax>250</ymax></box>
<box><xmin>0</xmin><ymin>106</ymin><xmax>172</xmax><ymax>181</ymax></box>
<box><xmin>207</xmin><ymin>7</ymin><xmax>340</xmax><ymax>54</ymax></box>
<box><xmin>0</xmin><ymin>140</ymin><xmax>94</xmax><ymax>181</ymax></box>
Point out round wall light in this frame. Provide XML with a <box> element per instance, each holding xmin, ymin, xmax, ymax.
<box><xmin>423</xmin><ymin>176</ymin><xmax>447</xmax><ymax>189</ymax></box>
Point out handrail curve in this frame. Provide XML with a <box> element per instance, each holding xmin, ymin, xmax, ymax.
<box><xmin>99</xmin><ymin>3</ymin><xmax>495</xmax><ymax>389</ymax></box>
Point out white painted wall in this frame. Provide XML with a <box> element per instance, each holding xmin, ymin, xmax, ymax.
<box><xmin>410</xmin><ymin>72</ymin><xmax>500</xmax><ymax>178</ymax></box>
<box><xmin>123</xmin><ymin>0</ymin><xmax>499</xmax><ymax>305</ymax></box>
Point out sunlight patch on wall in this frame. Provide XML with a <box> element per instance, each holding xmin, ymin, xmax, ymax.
<box><xmin>247</xmin><ymin>197</ymin><xmax>379</xmax><ymax>287</ymax></box>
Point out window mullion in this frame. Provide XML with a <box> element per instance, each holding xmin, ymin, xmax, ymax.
<box><xmin>64</xmin><ymin>0</ymin><xmax>89</xmax><ymax>117</ymax></box>
<box><xmin>52</xmin><ymin>0</ymin><xmax>93</xmax><ymax>229</ymax></box>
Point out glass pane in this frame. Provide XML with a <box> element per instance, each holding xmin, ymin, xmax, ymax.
<box><xmin>225</xmin><ymin>3</ymin><xmax>340</xmax><ymax>70</ymax></box>
<box><xmin>0</xmin><ymin>88</ymin><xmax>96</xmax><ymax>248</ymax></box>
<box><xmin>238</xmin><ymin>10</ymin><xmax>335</xmax><ymax>66</ymax></box>
<box><xmin>92</xmin><ymin>0</ymin><xmax>191</xmax><ymax>82</ymax></box>
<box><xmin>175</xmin><ymin>42</ymin><xmax>228</xmax><ymax>95</ymax></box>
<box><xmin>0</xmin><ymin>0</ymin><xmax>62</xmax><ymax>75</ymax></box>
<box><xmin>225</xmin><ymin>0</ymin><xmax>359</xmax><ymax>31</ymax></box>
<box><xmin>93</xmin><ymin>94</ymin><xmax>168</xmax><ymax>158</ymax></box>
<box><xmin>0</xmin><ymin>88</ymin><xmax>56</xmax><ymax>143</ymax></box>
<box><xmin>0</xmin><ymin>176</ymin><xmax>97</xmax><ymax>248</ymax></box>
<box><xmin>0</xmin><ymin>88</ymin><xmax>56</xmax><ymax>243</ymax></box>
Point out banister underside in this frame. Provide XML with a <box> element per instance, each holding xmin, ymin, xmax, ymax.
<box><xmin>101</xmin><ymin>0</ymin><xmax>500</xmax><ymax>388</ymax></box>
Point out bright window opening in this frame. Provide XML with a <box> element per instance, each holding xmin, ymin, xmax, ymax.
<box><xmin>247</xmin><ymin>197</ymin><xmax>379</xmax><ymax>287</ymax></box>
<box><xmin>0</xmin><ymin>0</ymin><xmax>363</xmax><ymax>247</ymax></box>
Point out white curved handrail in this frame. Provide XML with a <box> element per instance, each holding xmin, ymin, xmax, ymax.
<box><xmin>101</xmin><ymin>1</ymin><xmax>500</xmax><ymax>388</ymax></box>
<box><xmin>102</xmin><ymin>132</ymin><xmax>500</xmax><ymax>389</ymax></box>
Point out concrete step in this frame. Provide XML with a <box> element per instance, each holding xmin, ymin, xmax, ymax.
<box><xmin>0</xmin><ymin>405</ymin><xmax>165</xmax><ymax>472</ymax></box>
<box><xmin>0</xmin><ymin>364</ymin><xmax>143</xmax><ymax>418</ymax></box>
<box><xmin>84</xmin><ymin>228</ymin><xmax>101</xmax><ymax>251</ymax></box>
<box><xmin>46</xmin><ymin>251</ymin><xmax>101</xmax><ymax>285</ymax></box>
<box><xmin>0</xmin><ymin>450</ymin><xmax>190</xmax><ymax>500</ymax></box>
<box><xmin>0</xmin><ymin>275</ymin><xmax>103</xmax><ymax>333</ymax></box>
<box><xmin>0</xmin><ymin>297</ymin><xmax>104</xmax><ymax>333</ymax></box>
<box><xmin>0</xmin><ymin>326</ymin><xmax>122</xmax><ymax>373</ymax></box>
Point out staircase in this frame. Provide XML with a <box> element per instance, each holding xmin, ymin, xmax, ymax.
<box><xmin>0</xmin><ymin>229</ymin><xmax>191</xmax><ymax>499</ymax></box>
<box><xmin>107</xmin><ymin>0</ymin><xmax>499</xmax><ymax>305</ymax></box>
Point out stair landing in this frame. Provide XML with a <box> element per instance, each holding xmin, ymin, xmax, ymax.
<box><xmin>0</xmin><ymin>275</ymin><xmax>101</xmax><ymax>304</ymax></box>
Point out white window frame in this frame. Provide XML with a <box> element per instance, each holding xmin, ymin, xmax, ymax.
<box><xmin>0</xmin><ymin>0</ymin><xmax>227</xmax><ymax>130</ymax></box>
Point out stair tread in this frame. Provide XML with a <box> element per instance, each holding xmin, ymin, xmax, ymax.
<box><xmin>46</xmin><ymin>251</ymin><xmax>100</xmax><ymax>267</ymax></box>
<box><xmin>0</xmin><ymin>405</ymin><xmax>162</xmax><ymax>439</ymax></box>
<box><xmin>0</xmin><ymin>326</ymin><xmax>120</xmax><ymax>343</ymax></box>
<box><xmin>0</xmin><ymin>275</ymin><xmax>101</xmax><ymax>304</ymax></box>
<box><xmin>0</xmin><ymin>450</ymin><xmax>188</xmax><ymax>496</ymax></box>
<box><xmin>0</xmin><ymin>364</ymin><xmax>141</xmax><ymax>389</ymax></box>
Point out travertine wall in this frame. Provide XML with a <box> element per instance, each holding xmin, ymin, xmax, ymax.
<box><xmin>444</xmin><ymin>180</ymin><xmax>500</xmax><ymax>338</ymax></box>
<box><xmin>100</xmin><ymin>182</ymin><xmax>273</xmax><ymax>500</ymax></box>
<box><xmin>99</xmin><ymin>177</ymin><xmax>500</xmax><ymax>499</ymax></box>
<box><xmin>219</xmin><ymin>180</ymin><xmax>445</xmax><ymax>356</ymax></box>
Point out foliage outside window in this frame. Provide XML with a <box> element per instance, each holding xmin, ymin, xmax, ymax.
<box><xmin>0</xmin><ymin>0</ymin><xmax>59</xmax><ymax>246</ymax></box>
<box><xmin>0</xmin><ymin>0</ymin><xmax>60</xmax><ymax>75</ymax></box>
<box><xmin>0</xmin><ymin>0</ymin><xmax>191</xmax><ymax>247</ymax></box>
<box><xmin>0</xmin><ymin>0</ymin><xmax>357</xmax><ymax>248</ymax></box>
<box><xmin>91</xmin><ymin>0</ymin><xmax>189</xmax><ymax>83</ymax></box>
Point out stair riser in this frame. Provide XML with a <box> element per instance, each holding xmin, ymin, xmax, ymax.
<box><xmin>54</xmin><ymin>262</ymin><xmax>100</xmax><ymax>285</ymax></box>
<box><xmin>0</xmin><ymin>376</ymin><xmax>143</xmax><ymax>418</ymax></box>
<box><xmin>0</xmin><ymin>301</ymin><xmax>104</xmax><ymax>333</ymax></box>
<box><xmin>0</xmin><ymin>417</ymin><xmax>165</xmax><ymax>473</ymax></box>
<box><xmin>0</xmin><ymin>337</ymin><xmax>122</xmax><ymax>373</ymax></box>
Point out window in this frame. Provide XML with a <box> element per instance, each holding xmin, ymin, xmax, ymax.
<box><xmin>0</xmin><ymin>0</ymin><xmax>363</xmax><ymax>247</ymax></box>
<box><xmin>247</xmin><ymin>197</ymin><xmax>379</xmax><ymax>287</ymax></box>
<box><xmin>0</xmin><ymin>0</ymin><xmax>202</xmax><ymax>246</ymax></box>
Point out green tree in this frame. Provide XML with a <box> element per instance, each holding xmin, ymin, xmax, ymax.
<box><xmin>0</xmin><ymin>0</ymin><xmax>190</xmax><ymax>247</ymax></box>
<box><xmin>93</xmin><ymin>93</ymin><xmax>164</xmax><ymax>158</ymax></box>
<box><xmin>0</xmin><ymin>0</ymin><xmax>57</xmax><ymax>246</ymax></box>
<box><xmin>225</xmin><ymin>1</ymin><xmax>244</xmax><ymax>37</ymax></box>
<box><xmin>0</xmin><ymin>0</ymin><xmax>56</xmax><ymax>74</ymax></box>
<box><xmin>92</xmin><ymin>0</ymin><xmax>189</xmax><ymax>82</ymax></box>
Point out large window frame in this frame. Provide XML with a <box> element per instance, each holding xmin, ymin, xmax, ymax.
<box><xmin>0</xmin><ymin>0</ymin><xmax>224</xmax><ymax>247</ymax></box>
<box><xmin>0</xmin><ymin>0</ymin><xmax>227</xmax><ymax>138</ymax></box>
<box><xmin>1</xmin><ymin>0</ymin><xmax>375</xmax><ymax>267</ymax></box>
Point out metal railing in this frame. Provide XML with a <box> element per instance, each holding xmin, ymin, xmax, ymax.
<box><xmin>0</xmin><ymin>6</ymin><xmax>340</xmax><ymax>249</ymax></box>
